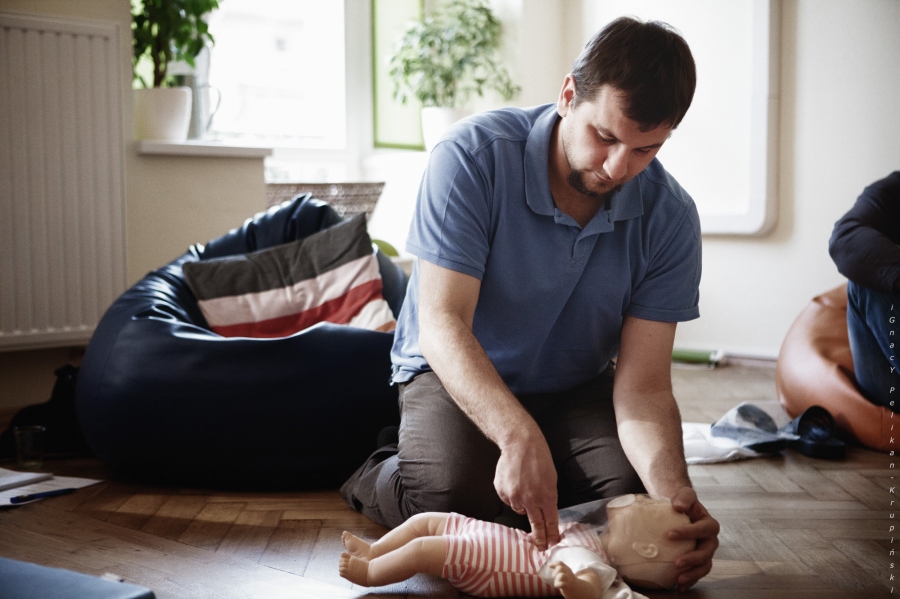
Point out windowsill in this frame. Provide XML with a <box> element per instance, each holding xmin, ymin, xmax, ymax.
<box><xmin>136</xmin><ymin>140</ymin><xmax>273</xmax><ymax>159</ymax></box>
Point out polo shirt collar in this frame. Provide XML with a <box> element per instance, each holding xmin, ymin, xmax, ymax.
<box><xmin>524</xmin><ymin>105</ymin><xmax>560</xmax><ymax>217</ymax></box>
<box><xmin>524</xmin><ymin>104</ymin><xmax>645</xmax><ymax>225</ymax></box>
<box><xmin>609</xmin><ymin>176</ymin><xmax>645</xmax><ymax>222</ymax></box>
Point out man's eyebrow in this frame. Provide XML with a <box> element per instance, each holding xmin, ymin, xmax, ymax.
<box><xmin>642</xmin><ymin>131</ymin><xmax>674</xmax><ymax>149</ymax></box>
<box><xmin>596</xmin><ymin>126</ymin><xmax>617</xmax><ymax>141</ymax></box>
<box><xmin>597</xmin><ymin>126</ymin><xmax>670</xmax><ymax>150</ymax></box>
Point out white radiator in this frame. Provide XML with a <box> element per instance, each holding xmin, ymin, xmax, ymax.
<box><xmin>0</xmin><ymin>12</ymin><xmax>126</xmax><ymax>351</ymax></box>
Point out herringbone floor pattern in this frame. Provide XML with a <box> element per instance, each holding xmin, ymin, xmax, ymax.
<box><xmin>0</xmin><ymin>363</ymin><xmax>893</xmax><ymax>598</ymax></box>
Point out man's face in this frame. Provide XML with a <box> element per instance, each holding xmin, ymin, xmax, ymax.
<box><xmin>555</xmin><ymin>80</ymin><xmax>672</xmax><ymax>201</ymax></box>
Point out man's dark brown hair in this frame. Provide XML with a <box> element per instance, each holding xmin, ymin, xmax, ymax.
<box><xmin>570</xmin><ymin>16</ymin><xmax>696</xmax><ymax>130</ymax></box>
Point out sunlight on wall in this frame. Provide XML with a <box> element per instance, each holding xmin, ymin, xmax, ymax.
<box><xmin>580</xmin><ymin>0</ymin><xmax>777</xmax><ymax>235</ymax></box>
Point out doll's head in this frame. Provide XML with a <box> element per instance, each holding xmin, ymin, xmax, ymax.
<box><xmin>599</xmin><ymin>494</ymin><xmax>696</xmax><ymax>589</ymax></box>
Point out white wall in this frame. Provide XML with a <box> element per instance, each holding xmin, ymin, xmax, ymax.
<box><xmin>674</xmin><ymin>0</ymin><xmax>900</xmax><ymax>358</ymax></box>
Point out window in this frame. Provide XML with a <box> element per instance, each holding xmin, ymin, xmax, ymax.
<box><xmin>204</xmin><ymin>0</ymin><xmax>369</xmax><ymax>181</ymax></box>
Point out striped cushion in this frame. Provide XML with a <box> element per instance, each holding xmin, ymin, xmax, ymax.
<box><xmin>182</xmin><ymin>214</ymin><xmax>396</xmax><ymax>338</ymax></box>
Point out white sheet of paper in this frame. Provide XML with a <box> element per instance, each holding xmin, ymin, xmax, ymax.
<box><xmin>0</xmin><ymin>475</ymin><xmax>103</xmax><ymax>506</ymax></box>
<box><xmin>0</xmin><ymin>466</ymin><xmax>53</xmax><ymax>491</ymax></box>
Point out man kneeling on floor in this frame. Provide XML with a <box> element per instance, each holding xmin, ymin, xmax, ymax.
<box><xmin>341</xmin><ymin>16</ymin><xmax>720</xmax><ymax>592</ymax></box>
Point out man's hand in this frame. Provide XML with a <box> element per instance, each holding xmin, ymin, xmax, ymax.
<box><xmin>494</xmin><ymin>431</ymin><xmax>560</xmax><ymax>550</ymax></box>
<box><xmin>667</xmin><ymin>486</ymin><xmax>720</xmax><ymax>592</ymax></box>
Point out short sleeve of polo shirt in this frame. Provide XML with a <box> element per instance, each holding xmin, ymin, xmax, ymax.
<box><xmin>627</xmin><ymin>193</ymin><xmax>702</xmax><ymax>323</ymax></box>
<box><xmin>405</xmin><ymin>140</ymin><xmax>492</xmax><ymax>280</ymax></box>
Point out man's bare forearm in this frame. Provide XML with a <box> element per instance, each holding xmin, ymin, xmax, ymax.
<box><xmin>419</xmin><ymin>310</ymin><xmax>539</xmax><ymax>447</ymax></box>
<box><xmin>614</xmin><ymin>388</ymin><xmax>691</xmax><ymax>498</ymax></box>
<box><xmin>612</xmin><ymin>316</ymin><xmax>690</xmax><ymax>498</ymax></box>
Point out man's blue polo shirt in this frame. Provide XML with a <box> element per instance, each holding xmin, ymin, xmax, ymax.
<box><xmin>390</xmin><ymin>104</ymin><xmax>701</xmax><ymax>395</ymax></box>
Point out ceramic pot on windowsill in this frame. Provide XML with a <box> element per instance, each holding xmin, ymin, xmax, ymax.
<box><xmin>133</xmin><ymin>87</ymin><xmax>193</xmax><ymax>141</ymax></box>
<box><xmin>421</xmin><ymin>107</ymin><xmax>470</xmax><ymax>152</ymax></box>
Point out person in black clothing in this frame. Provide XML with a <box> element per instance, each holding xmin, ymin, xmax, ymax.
<box><xmin>829</xmin><ymin>171</ymin><xmax>900</xmax><ymax>411</ymax></box>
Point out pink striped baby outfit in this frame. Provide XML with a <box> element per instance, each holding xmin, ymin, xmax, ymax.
<box><xmin>441</xmin><ymin>512</ymin><xmax>607</xmax><ymax>597</ymax></box>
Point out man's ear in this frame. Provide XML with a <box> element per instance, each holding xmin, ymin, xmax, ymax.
<box><xmin>631</xmin><ymin>542</ymin><xmax>659</xmax><ymax>559</ymax></box>
<box><xmin>557</xmin><ymin>74</ymin><xmax>577</xmax><ymax>117</ymax></box>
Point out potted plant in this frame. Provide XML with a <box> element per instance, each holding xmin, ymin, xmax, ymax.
<box><xmin>131</xmin><ymin>0</ymin><xmax>219</xmax><ymax>141</ymax></box>
<box><xmin>388</xmin><ymin>0</ymin><xmax>520</xmax><ymax>150</ymax></box>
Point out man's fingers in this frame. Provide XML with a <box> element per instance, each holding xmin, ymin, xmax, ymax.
<box><xmin>527</xmin><ymin>506</ymin><xmax>560</xmax><ymax>550</ymax></box>
<box><xmin>676</xmin><ymin>560</ymin><xmax>713</xmax><ymax>592</ymax></box>
<box><xmin>669</xmin><ymin>519</ymin><xmax>719</xmax><ymax>542</ymax></box>
<box><xmin>543</xmin><ymin>513</ymin><xmax>561</xmax><ymax>546</ymax></box>
<box><xmin>669</xmin><ymin>528</ymin><xmax>718</xmax><ymax>579</ymax></box>
<box><xmin>663</xmin><ymin>488</ymin><xmax>719</xmax><ymax>591</ymax></box>
<box><xmin>670</xmin><ymin>486</ymin><xmax>698</xmax><ymax>513</ymax></box>
<box><xmin>672</xmin><ymin>529</ymin><xmax>717</xmax><ymax>591</ymax></box>
<box><xmin>528</xmin><ymin>508</ymin><xmax>547</xmax><ymax>549</ymax></box>
<box><xmin>675</xmin><ymin>542</ymin><xmax>716</xmax><ymax>571</ymax></box>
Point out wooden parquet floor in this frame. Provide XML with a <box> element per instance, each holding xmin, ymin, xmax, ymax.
<box><xmin>0</xmin><ymin>363</ymin><xmax>894</xmax><ymax>598</ymax></box>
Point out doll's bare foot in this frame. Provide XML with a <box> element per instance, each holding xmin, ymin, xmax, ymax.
<box><xmin>338</xmin><ymin>552</ymin><xmax>370</xmax><ymax>586</ymax></box>
<box><xmin>341</xmin><ymin>531</ymin><xmax>372</xmax><ymax>558</ymax></box>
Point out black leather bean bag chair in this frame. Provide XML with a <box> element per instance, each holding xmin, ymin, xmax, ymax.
<box><xmin>75</xmin><ymin>196</ymin><xmax>407</xmax><ymax>489</ymax></box>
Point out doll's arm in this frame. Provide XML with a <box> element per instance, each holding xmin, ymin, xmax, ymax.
<box><xmin>549</xmin><ymin>562</ymin><xmax>604</xmax><ymax>599</ymax></box>
<box><xmin>549</xmin><ymin>562</ymin><xmax>651</xmax><ymax>599</ymax></box>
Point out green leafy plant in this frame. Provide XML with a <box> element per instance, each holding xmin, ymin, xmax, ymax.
<box><xmin>388</xmin><ymin>0</ymin><xmax>520</xmax><ymax>109</ymax></box>
<box><xmin>131</xmin><ymin>0</ymin><xmax>220</xmax><ymax>88</ymax></box>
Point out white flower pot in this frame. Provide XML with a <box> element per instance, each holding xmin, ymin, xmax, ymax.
<box><xmin>421</xmin><ymin>107</ymin><xmax>470</xmax><ymax>151</ymax></box>
<box><xmin>134</xmin><ymin>87</ymin><xmax>193</xmax><ymax>141</ymax></box>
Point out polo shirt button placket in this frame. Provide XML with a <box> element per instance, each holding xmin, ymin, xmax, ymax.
<box><xmin>569</xmin><ymin>237</ymin><xmax>587</xmax><ymax>269</ymax></box>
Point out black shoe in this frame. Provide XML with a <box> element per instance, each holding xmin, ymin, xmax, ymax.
<box><xmin>780</xmin><ymin>406</ymin><xmax>846</xmax><ymax>459</ymax></box>
<box><xmin>376</xmin><ymin>425</ymin><xmax>399</xmax><ymax>448</ymax></box>
<box><xmin>0</xmin><ymin>364</ymin><xmax>92</xmax><ymax>461</ymax></box>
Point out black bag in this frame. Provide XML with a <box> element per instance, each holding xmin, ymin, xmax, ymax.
<box><xmin>0</xmin><ymin>365</ymin><xmax>92</xmax><ymax>460</ymax></box>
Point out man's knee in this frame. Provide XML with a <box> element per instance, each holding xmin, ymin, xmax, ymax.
<box><xmin>600</xmin><ymin>466</ymin><xmax>646</xmax><ymax>499</ymax></box>
<box><xmin>401</xmin><ymin>466</ymin><xmax>502</xmax><ymax>521</ymax></box>
<box><xmin>848</xmin><ymin>280</ymin><xmax>898</xmax><ymax>320</ymax></box>
<box><xmin>557</xmin><ymin>441</ymin><xmax>645</xmax><ymax>506</ymax></box>
<box><xmin>398</xmin><ymin>372</ymin><xmax>502</xmax><ymax>520</ymax></box>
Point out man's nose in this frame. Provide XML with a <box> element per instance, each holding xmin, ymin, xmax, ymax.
<box><xmin>604</xmin><ymin>145</ymin><xmax>628</xmax><ymax>180</ymax></box>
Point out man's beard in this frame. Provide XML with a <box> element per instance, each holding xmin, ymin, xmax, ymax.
<box><xmin>560</xmin><ymin>129</ymin><xmax>622</xmax><ymax>202</ymax></box>
<box><xmin>567</xmin><ymin>169</ymin><xmax>622</xmax><ymax>202</ymax></box>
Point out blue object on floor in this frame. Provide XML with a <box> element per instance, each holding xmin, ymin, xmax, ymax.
<box><xmin>780</xmin><ymin>405</ymin><xmax>846</xmax><ymax>459</ymax></box>
<box><xmin>75</xmin><ymin>196</ymin><xmax>408</xmax><ymax>489</ymax></box>
<box><xmin>710</xmin><ymin>402</ymin><xmax>846</xmax><ymax>460</ymax></box>
<box><xmin>0</xmin><ymin>557</ymin><xmax>155</xmax><ymax>599</ymax></box>
<box><xmin>710</xmin><ymin>403</ymin><xmax>787</xmax><ymax>453</ymax></box>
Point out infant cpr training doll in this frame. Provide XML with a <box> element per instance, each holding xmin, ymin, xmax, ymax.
<box><xmin>338</xmin><ymin>494</ymin><xmax>695</xmax><ymax>598</ymax></box>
